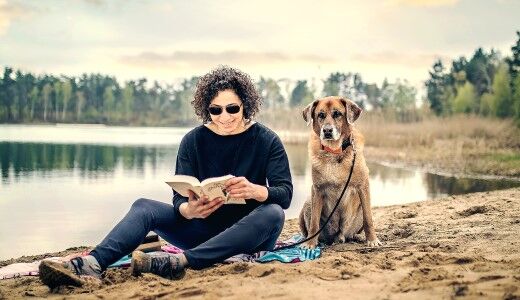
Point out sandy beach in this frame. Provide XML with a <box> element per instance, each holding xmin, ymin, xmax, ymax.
<box><xmin>1</xmin><ymin>186</ymin><xmax>519</xmax><ymax>299</ymax></box>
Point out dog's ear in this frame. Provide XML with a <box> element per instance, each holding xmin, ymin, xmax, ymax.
<box><xmin>340</xmin><ymin>98</ymin><xmax>362</xmax><ymax>124</ymax></box>
<box><xmin>302</xmin><ymin>100</ymin><xmax>319</xmax><ymax>126</ymax></box>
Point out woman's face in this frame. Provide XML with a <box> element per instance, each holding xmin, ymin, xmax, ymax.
<box><xmin>208</xmin><ymin>89</ymin><xmax>244</xmax><ymax>135</ymax></box>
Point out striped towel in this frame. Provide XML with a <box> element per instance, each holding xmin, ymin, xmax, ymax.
<box><xmin>225</xmin><ymin>234</ymin><xmax>321</xmax><ymax>263</ymax></box>
<box><xmin>107</xmin><ymin>234</ymin><xmax>321</xmax><ymax>268</ymax></box>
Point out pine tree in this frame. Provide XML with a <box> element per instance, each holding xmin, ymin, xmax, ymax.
<box><xmin>426</xmin><ymin>60</ymin><xmax>447</xmax><ymax>115</ymax></box>
<box><xmin>290</xmin><ymin>80</ymin><xmax>311</xmax><ymax>107</ymax></box>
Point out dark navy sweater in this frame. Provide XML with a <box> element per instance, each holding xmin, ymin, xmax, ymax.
<box><xmin>172</xmin><ymin>122</ymin><xmax>293</xmax><ymax>226</ymax></box>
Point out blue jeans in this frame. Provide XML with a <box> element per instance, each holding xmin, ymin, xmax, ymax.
<box><xmin>90</xmin><ymin>198</ymin><xmax>285</xmax><ymax>270</ymax></box>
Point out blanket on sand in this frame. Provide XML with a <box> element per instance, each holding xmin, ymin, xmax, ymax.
<box><xmin>0</xmin><ymin>235</ymin><xmax>320</xmax><ymax>279</ymax></box>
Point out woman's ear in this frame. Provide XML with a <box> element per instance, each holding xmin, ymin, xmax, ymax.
<box><xmin>302</xmin><ymin>100</ymin><xmax>319</xmax><ymax>126</ymax></box>
<box><xmin>340</xmin><ymin>98</ymin><xmax>362</xmax><ymax>124</ymax></box>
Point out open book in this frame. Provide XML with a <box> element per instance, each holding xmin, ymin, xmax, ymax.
<box><xmin>165</xmin><ymin>174</ymin><xmax>246</xmax><ymax>204</ymax></box>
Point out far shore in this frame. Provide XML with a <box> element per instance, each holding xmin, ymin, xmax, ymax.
<box><xmin>2</xmin><ymin>116</ymin><xmax>519</xmax><ymax>178</ymax></box>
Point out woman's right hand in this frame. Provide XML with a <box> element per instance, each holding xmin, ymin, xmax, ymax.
<box><xmin>179</xmin><ymin>190</ymin><xmax>225</xmax><ymax>219</ymax></box>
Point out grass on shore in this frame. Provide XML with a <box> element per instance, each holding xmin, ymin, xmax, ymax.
<box><xmin>260</xmin><ymin>108</ymin><xmax>520</xmax><ymax>177</ymax></box>
<box><xmin>358</xmin><ymin>114</ymin><xmax>520</xmax><ymax>177</ymax></box>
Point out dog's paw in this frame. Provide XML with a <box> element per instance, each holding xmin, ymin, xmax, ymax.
<box><xmin>300</xmin><ymin>240</ymin><xmax>318</xmax><ymax>249</ymax></box>
<box><xmin>366</xmin><ymin>238</ymin><xmax>382</xmax><ymax>247</ymax></box>
<box><xmin>334</xmin><ymin>235</ymin><xmax>346</xmax><ymax>244</ymax></box>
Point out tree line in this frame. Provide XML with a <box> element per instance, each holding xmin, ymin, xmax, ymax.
<box><xmin>0</xmin><ymin>70</ymin><xmax>201</xmax><ymax>126</ymax></box>
<box><xmin>0</xmin><ymin>31</ymin><xmax>519</xmax><ymax>126</ymax></box>
<box><xmin>0</xmin><ymin>66</ymin><xmax>419</xmax><ymax>125</ymax></box>
<box><xmin>426</xmin><ymin>31</ymin><xmax>520</xmax><ymax>125</ymax></box>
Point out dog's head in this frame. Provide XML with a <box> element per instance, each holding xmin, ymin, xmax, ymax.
<box><xmin>302</xmin><ymin>96</ymin><xmax>361</xmax><ymax>146</ymax></box>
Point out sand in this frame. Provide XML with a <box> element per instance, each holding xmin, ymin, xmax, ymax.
<box><xmin>1</xmin><ymin>187</ymin><xmax>520</xmax><ymax>299</ymax></box>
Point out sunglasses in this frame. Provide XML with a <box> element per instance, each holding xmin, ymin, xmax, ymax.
<box><xmin>208</xmin><ymin>103</ymin><xmax>242</xmax><ymax>115</ymax></box>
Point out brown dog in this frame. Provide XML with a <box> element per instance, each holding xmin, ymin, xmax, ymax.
<box><xmin>299</xmin><ymin>96</ymin><xmax>381</xmax><ymax>248</ymax></box>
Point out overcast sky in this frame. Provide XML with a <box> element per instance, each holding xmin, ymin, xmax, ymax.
<box><xmin>1</xmin><ymin>0</ymin><xmax>519</xmax><ymax>90</ymax></box>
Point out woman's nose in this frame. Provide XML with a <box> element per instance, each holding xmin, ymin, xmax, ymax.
<box><xmin>219</xmin><ymin>111</ymin><xmax>232</xmax><ymax>121</ymax></box>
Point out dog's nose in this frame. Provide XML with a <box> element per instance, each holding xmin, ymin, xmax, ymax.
<box><xmin>323</xmin><ymin>128</ymin><xmax>333</xmax><ymax>138</ymax></box>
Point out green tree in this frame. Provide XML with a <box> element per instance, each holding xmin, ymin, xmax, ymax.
<box><xmin>121</xmin><ymin>83</ymin><xmax>135</xmax><ymax>122</ymax></box>
<box><xmin>452</xmin><ymin>82</ymin><xmax>476</xmax><ymax>114</ymax></box>
<box><xmin>506</xmin><ymin>31</ymin><xmax>520</xmax><ymax>83</ymax></box>
<box><xmin>290</xmin><ymin>80</ymin><xmax>312</xmax><ymax>107</ymax></box>
<box><xmin>42</xmin><ymin>83</ymin><xmax>52</xmax><ymax>122</ymax></box>
<box><xmin>14</xmin><ymin>70</ymin><xmax>34</xmax><ymax>122</ymax></box>
<box><xmin>465</xmin><ymin>48</ymin><xmax>499</xmax><ymax>112</ymax></box>
<box><xmin>491</xmin><ymin>63</ymin><xmax>513</xmax><ymax>118</ymax></box>
<box><xmin>513</xmin><ymin>75</ymin><xmax>520</xmax><ymax>125</ymax></box>
<box><xmin>0</xmin><ymin>67</ymin><xmax>16</xmax><ymax>121</ymax></box>
<box><xmin>364</xmin><ymin>83</ymin><xmax>381</xmax><ymax>110</ymax></box>
<box><xmin>76</xmin><ymin>90</ymin><xmax>85</xmax><ymax>122</ymax></box>
<box><xmin>61</xmin><ymin>80</ymin><xmax>72</xmax><ymax>121</ymax></box>
<box><xmin>507</xmin><ymin>31</ymin><xmax>520</xmax><ymax>126</ymax></box>
<box><xmin>323</xmin><ymin>72</ymin><xmax>349</xmax><ymax>97</ymax></box>
<box><xmin>29</xmin><ymin>86</ymin><xmax>39</xmax><ymax>120</ymax></box>
<box><xmin>380</xmin><ymin>80</ymin><xmax>418</xmax><ymax>122</ymax></box>
<box><xmin>54</xmin><ymin>81</ymin><xmax>63</xmax><ymax>121</ymax></box>
<box><xmin>323</xmin><ymin>73</ymin><xmax>341</xmax><ymax>97</ymax></box>
<box><xmin>479</xmin><ymin>92</ymin><xmax>494</xmax><ymax>116</ymax></box>
<box><xmin>393</xmin><ymin>81</ymin><xmax>417</xmax><ymax>112</ymax></box>
<box><xmin>426</xmin><ymin>60</ymin><xmax>448</xmax><ymax>115</ymax></box>
<box><xmin>103</xmin><ymin>85</ymin><xmax>115</xmax><ymax>122</ymax></box>
<box><xmin>258</xmin><ymin>78</ymin><xmax>284</xmax><ymax>110</ymax></box>
<box><xmin>174</xmin><ymin>77</ymin><xmax>198</xmax><ymax>124</ymax></box>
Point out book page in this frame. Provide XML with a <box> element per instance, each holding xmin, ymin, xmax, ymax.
<box><xmin>202</xmin><ymin>181</ymin><xmax>228</xmax><ymax>202</ymax></box>
<box><xmin>200</xmin><ymin>174</ymin><xmax>234</xmax><ymax>186</ymax></box>
<box><xmin>165</xmin><ymin>175</ymin><xmax>202</xmax><ymax>198</ymax></box>
<box><xmin>201</xmin><ymin>175</ymin><xmax>246</xmax><ymax>204</ymax></box>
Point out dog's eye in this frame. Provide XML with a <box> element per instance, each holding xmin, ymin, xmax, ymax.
<box><xmin>332</xmin><ymin>111</ymin><xmax>342</xmax><ymax>118</ymax></box>
<box><xmin>317</xmin><ymin>112</ymin><xmax>326</xmax><ymax>119</ymax></box>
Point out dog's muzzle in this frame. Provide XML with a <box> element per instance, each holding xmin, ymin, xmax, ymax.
<box><xmin>321</xmin><ymin>125</ymin><xmax>335</xmax><ymax>140</ymax></box>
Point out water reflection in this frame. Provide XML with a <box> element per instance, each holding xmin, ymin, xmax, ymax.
<box><xmin>368</xmin><ymin>161</ymin><xmax>416</xmax><ymax>183</ymax></box>
<box><xmin>0</xmin><ymin>142</ymin><xmax>176</xmax><ymax>181</ymax></box>
<box><xmin>425</xmin><ymin>173</ymin><xmax>520</xmax><ymax>197</ymax></box>
<box><xmin>1</xmin><ymin>139</ymin><xmax>519</xmax><ymax>260</ymax></box>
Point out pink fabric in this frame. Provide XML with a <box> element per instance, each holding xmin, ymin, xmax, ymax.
<box><xmin>0</xmin><ymin>251</ymin><xmax>89</xmax><ymax>280</ymax></box>
<box><xmin>161</xmin><ymin>244</ymin><xmax>184</xmax><ymax>254</ymax></box>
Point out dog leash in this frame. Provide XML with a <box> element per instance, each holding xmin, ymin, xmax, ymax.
<box><xmin>274</xmin><ymin>140</ymin><xmax>357</xmax><ymax>251</ymax></box>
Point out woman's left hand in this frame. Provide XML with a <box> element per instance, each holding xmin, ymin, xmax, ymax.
<box><xmin>225</xmin><ymin>176</ymin><xmax>268</xmax><ymax>202</ymax></box>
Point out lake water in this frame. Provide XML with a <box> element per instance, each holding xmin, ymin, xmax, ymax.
<box><xmin>1</xmin><ymin>124</ymin><xmax>519</xmax><ymax>260</ymax></box>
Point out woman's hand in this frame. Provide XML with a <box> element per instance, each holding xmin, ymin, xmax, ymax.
<box><xmin>179</xmin><ymin>190</ymin><xmax>225</xmax><ymax>219</ymax></box>
<box><xmin>225</xmin><ymin>176</ymin><xmax>268</xmax><ymax>202</ymax></box>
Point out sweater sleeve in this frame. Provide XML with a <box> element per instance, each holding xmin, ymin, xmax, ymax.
<box><xmin>264</xmin><ymin>135</ymin><xmax>293</xmax><ymax>209</ymax></box>
<box><xmin>172</xmin><ymin>135</ymin><xmax>196</xmax><ymax>219</ymax></box>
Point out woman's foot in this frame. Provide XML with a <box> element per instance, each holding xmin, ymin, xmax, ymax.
<box><xmin>130</xmin><ymin>251</ymin><xmax>186</xmax><ymax>280</ymax></box>
<box><xmin>39</xmin><ymin>256</ymin><xmax>102</xmax><ymax>288</ymax></box>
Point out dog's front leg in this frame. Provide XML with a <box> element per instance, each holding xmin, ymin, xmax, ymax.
<box><xmin>302</xmin><ymin>186</ymin><xmax>323</xmax><ymax>249</ymax></box>
<box><xmin>358</xmin><ymin>185</ymin><xmax>382</xmax><ymax>247</ymax></box>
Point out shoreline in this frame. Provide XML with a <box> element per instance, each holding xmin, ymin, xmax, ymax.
<box><xmin>1</xmin><ymin>187</ymin><xmax>520</xmax><ymax>299</ymax></box>
<box><xmin>2</xmin><ymin>123</ymin><xmax>518</xmax><ymax>178</ymax></box>
<box><xmin>367</xmin><ymin>156</ymin><xmax>520</xmax><ymax>182</ymax></box>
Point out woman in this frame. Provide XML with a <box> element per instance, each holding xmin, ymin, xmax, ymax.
<box><xmin>39</xmin><ymin>66</ymin><xmax>293</xmax><ymax>287</ymax></box>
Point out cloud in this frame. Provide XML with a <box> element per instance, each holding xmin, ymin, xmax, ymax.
<box><xmin>0</xmin><ymin>0</ymin><xmax>33</xmax><ymax>35</ymax></box>
<box><xmin>386</xmin><ymin>0</ymin><xmax>459</xmax><ymax>7</ymax></box>
<box><xmin>81</xmin><ymin>0</ymin><xmax>105</xmax><ymax>6</ymax></box>
<box><xmin>351</xmin><ymin>51</ymin><xmax>451</xmax><ymax>68</ymax></box>
<box><xmin>119</xmin><ymin>50</ymin><xmax>335</xmax><ymax>69</ymax></box>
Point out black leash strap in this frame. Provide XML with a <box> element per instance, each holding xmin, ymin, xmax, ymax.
<box><xmin>274</xmin><ymin>147</ymin><xmax>357</xmax><ymax>251</ymax></box>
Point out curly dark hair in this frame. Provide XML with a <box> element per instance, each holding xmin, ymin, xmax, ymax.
<box><xmin>192</xmin><ymin>66</ymin><xmax>262</xmax><ymax>123</ymax></box>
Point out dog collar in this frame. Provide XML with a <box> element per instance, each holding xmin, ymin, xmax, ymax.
<box><xmin>321</xmin><ymin>137</ymin><xmax>353</xmax><ymax>154</ymax></box>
